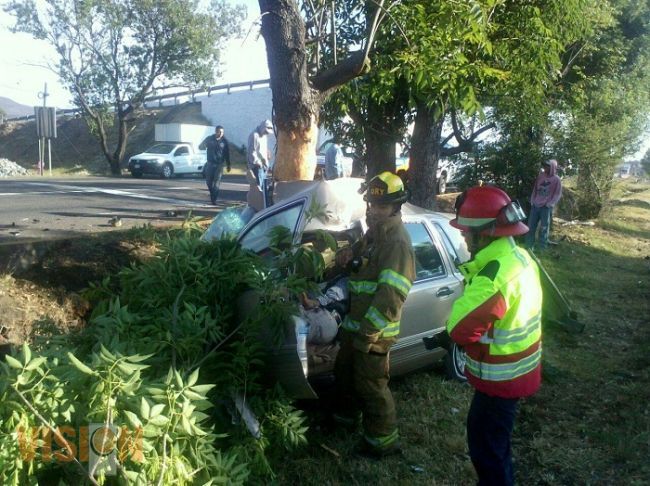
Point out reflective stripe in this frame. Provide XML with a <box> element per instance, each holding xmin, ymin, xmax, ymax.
<box><xmin>365</xmin><ymin>307</ymin><xmax>401</xmax><ymax>337</ymax></box>
<box><xmin>378</xmin><ymin>269</ymin><xmax>412</xmax><ymax>296</ymax></box>
<box><xmin>365</xmin><ymin>306</ymin><xmax>392</xmax><ymax>330</ymax></box>
<box><xmin>457</xmin><ymin>216</ymin><xmax>496</xmax><ymax>227</ymax></box>
<box><xmin>491</xmin><ymin>313</ymin><xmax>541</xmax><ymax>345</ymax></box>
<box><xmin>513</xmin><ymin>247</ymin><xmax>529</xmax><ymax>267</ymax></box>
<box><xmin>364</xmin><ymin>428</ymin><xmax>399</xmax><ymax>448</ymax></box>
<box><xmin>342</xmin><ymin>316</ymin><xmax>360</xmax><ymax>332</ymax></box>
<box><xmin>349</xmin><ymin>280</ymin><xmax>377</xmax><ymax>295</ymax></box>
<box><xmin>465</xmin><ymin>347</ymin><xmax>541</xmax><ymax>381</ymax></box>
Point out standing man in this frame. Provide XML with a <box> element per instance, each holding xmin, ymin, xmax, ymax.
<box><xmin>526</xmin><ymin>158</ymin><xmax>562</xmax><ymax>250</ymax></box>
<box><xmin>199</xmin><ymin>125</ymin><xmax>230</xmax><ymax>205</ymax></box>
<box><xmin>247</xmin><ymin>119</ymin><xmax>274</xmax><ymax>188</ymax></box>
<box><xmin>447</xmin><ymin>185</ymin><xmax>543</xmax><ymax>485</ymax></box>
<box><xmin>325</xmin><ymin>141</ymin><xmax>344</xmax><ymax>180</ymax></box>
<box><xmin>333</xmin><ymin>172</ymin><xmax>415</xmax><ymax>457</ymax></box>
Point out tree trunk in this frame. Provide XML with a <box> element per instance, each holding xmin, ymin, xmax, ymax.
<box><xmin>259</xmin><ymin>0</ymin><xmax>321</xmax><ymax>181</ymax></box>
<box><xmin>111</xmin><ymin>113</ymin><xmax>129</xmax><ymax>176</ymax></box>
<box><xmin>409</xmin><ymin>100</ymin><xmax>444</xmax><ymax>209</ymax></box>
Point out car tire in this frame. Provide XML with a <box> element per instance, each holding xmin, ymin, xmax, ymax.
<box><xmin>438</xmin><ymin>173</ymin><xmax>447</xmax><ymax>194</ymax></box>
<box><xmin>131</xmin><ymin>170</ymin><xmax>143</xmax><ymax>178</ymax></box>
<box><xmin>444</xmin><ymin>342</ymin><xmax>467</xmax><ymax>382</ymax></box>
<box><xmin>161</xmin><ymin>162</ymin><xmax>174</xmax><ymax>179</ymax></box>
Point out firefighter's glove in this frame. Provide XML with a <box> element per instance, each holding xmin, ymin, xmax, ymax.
<box><xmin>423</xmin><ymin>331</ymin><xmax>451</xmax><ymax>350</ymax></box>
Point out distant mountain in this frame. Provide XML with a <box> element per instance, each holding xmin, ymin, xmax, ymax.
<box><xmin>0</xmin><ymin>96</ymin><xmax>34</xmax><ymax>118</ymax></box>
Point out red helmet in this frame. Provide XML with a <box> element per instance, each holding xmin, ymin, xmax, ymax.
<box><xmin>450</xmin><ymin>185</ymin><xmax>529</xmax><ymax>236</ymax></box>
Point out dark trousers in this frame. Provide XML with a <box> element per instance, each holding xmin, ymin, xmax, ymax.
<box><xmin>467</xmin><ymin>390</ymin><xmax>519</xmax><ymax>486</ymax></box>
<box><xmin>205</xmin><ymin>163</ymin><xmax>224</xmax><ymax>203</ymax></box>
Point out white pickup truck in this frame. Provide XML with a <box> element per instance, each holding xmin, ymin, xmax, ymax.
<box><xmin>128</xmin><ymin>142</ymin><xmax>207</xmax><ymax>179</ymax></box>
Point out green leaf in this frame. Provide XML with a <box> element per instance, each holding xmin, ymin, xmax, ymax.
<box><xmin>25</xmin><ymin>356</ymin><xmax>47</xmax><ymax>371</ymax></box>
<box><xmin>67</xmin><ymin>353</ymin><xmax>96</xmax><ymax>375</ymax></box>
<box><xmin>5</xmin><ymin>354</ymin><xmax>23</xmax><ymax>370</ymax></box>
<box><xmin>22</xmin><ymin>343</ymin><xmax>31</xmax><ymax>364</ymax></box>
<box><xmin>148</xmin><ymin>415</ymin><xmax>169</xmax><ymax>427</ymax></box>
<box><xmin>123</xmin><ymin>410</ymin><xmax>142</xmax><ymax>428</ymax></box>
<box><xmin>140</xmin><ymin>397</ymin><xmax>151</xmax><ymax>419</ymax></box>
<box><xmin>150</xmin><ymin>403</ymin><xmax>165</xmax><ymax>418</ymax></box>
<box><xmin>187</xmin><ymin>368</ymin><xmax>199</xmax><ymax>387</ymax></box>
<box><xmin>181</xmin><ymin>415</ymin><xmax>193</xmax><ymax>436</ymax></box>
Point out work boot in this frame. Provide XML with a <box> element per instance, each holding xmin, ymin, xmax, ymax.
<box><xmin>355</xmin><ymin>438</ymin><xmax>402</xmax><ymax>459</ymax></box>
<box><xmin>332</xmin><ymin>411</ymin><xmax>362</xmax><ymax>431</ymax></box>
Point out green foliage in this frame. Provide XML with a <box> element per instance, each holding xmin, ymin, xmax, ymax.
<box><xmin>0</xmin><ymin>229</ymin><xmax>309</xmax><ymax>484</ymax></box>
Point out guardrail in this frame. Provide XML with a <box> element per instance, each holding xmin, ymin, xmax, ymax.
<box><xmin>3</xmin><ymin>78</ymin><xmax>271</xmax><ymax>122</ymax></box>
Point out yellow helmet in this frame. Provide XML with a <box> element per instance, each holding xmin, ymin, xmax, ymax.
<box><xmin>364</xmin><ymin>171</ymin><xmax>408</xmax><ymax>204</ymax></box>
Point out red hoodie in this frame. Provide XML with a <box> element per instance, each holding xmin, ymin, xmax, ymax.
<box><xmin>530</xmin><ymin>159</ymin><xmax>562</xmax><ymax>208</ymax></box>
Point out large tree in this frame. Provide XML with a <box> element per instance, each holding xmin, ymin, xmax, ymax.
<box><xmin>258</xmin><ymin>0</ymin><xmax>395</xmax><ymax>181</ymax></box>
<box><xmin>6</xmin><ymin>0</ymin><xmax>245</xmax><ymax>175</ymax></box>
<box><xmin>322</xmin><ymin>0</ymin><xmax>594</xmax><ymax>208</ymax></box>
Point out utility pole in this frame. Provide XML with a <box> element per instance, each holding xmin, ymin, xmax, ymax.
<box><xmin>37</xmin><ymin>83</ymin><xmax>52</xmax><ymax>176</ymax></box>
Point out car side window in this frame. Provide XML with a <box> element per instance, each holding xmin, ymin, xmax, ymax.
<box><xmin>175</xmin><ymin>146</ymin><xmax>189</xmax><ymax>156</ymax></box>
<box><xmin>239</xmin><ymin>203</ymin><xmax>304</xmax><ymax>254</ymax></box>
<box><xmin>405</xmin><ymin>222</ymin><xmax>446</xmax><ymax>281</ymax></box>
<box><xmin>434</xmin><ymin>222</ymin><xmax>471</xmax><ymax>265</ymax></box>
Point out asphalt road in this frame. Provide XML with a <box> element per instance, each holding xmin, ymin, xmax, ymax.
<box><xmin>0</xmin><ymin>174</ymin><xmax>248</xmax><ymax>244</ymax></box>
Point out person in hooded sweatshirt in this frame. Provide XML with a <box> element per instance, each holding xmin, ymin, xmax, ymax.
<box><xmin>526</xmin><ymin>158</ymin><xmax>562</xmax><ymax>250</ymax></box>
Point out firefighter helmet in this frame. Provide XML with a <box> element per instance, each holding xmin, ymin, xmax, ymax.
<box><xmin>450</xmin><ymin>185</ymin><xmax>528</xmax><ymax>236</ymax></box>
<box><xmin>363</xmin><ymin>171</ymin><xmax>408</xmax><ymax>204</ymax></box>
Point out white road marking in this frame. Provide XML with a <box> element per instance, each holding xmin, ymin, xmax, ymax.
<box><xmin>4</xmin><ymin>181</ymin><xmax>246</xmax><ymax>208</ymax></box>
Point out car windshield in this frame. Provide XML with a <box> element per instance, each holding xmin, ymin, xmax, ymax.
<box><xmin>145</xmin><ymin>144</ymin><xmax>175</xmax><ymax>154</ymax></box>
<box><xmin>435</xmin><ymin>221</ymin><xmax>471</xmax><ymax>265</ymax></box>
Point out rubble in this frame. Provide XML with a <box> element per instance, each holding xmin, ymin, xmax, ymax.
<box><xmin>0</xmin><ymin>158</ymin><xmax>29</xmax><ymax>177</ymax></box>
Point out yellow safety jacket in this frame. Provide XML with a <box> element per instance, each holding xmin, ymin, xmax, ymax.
<box><xmin>342</xmin><ymin>214</ymin><xmax>415</xmax><ymax>351</ymax></box>
<box><xmin>447</xmin><ymin>237</ymin><xmax>542</xmax><ymax>398</ymax></box>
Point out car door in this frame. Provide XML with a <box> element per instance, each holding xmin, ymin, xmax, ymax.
<box><xmin>173</xmin><ymin>145</ymin><xmax>190</xmax><ymax>174</ymax></box>
<box><xmin>236</xmin><ymin>197</ymin><xmax>320</xmax><ymax>399</ymax></box>
<box><xmin>390</xmin><ymin>218</ymin><xmax>464</xmax><ymax>375</ymax></box>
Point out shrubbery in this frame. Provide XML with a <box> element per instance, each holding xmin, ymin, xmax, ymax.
<box><xmin>0</xmin><ymin>224</ymin><xmax>309</xmax><ymax>485</ymax></box>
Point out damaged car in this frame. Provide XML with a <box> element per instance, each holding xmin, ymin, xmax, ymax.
<box><xmin>203</xmin><ymin>178</ymin><xmax>580</xmax><ymax>399</ymax></box>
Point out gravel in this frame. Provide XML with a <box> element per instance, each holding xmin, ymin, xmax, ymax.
<box><xmin>0</xmin><ymin>158</ymin><xmax>29</xmax><ymax>177</ymax></box>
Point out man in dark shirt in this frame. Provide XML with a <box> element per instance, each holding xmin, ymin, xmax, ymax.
<box><xmin>199</xmin><ymin>125</ymin><xmax>231</xmax><ymax>204</ymax></box>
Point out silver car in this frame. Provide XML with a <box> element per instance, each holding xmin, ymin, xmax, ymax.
<box><xmin>204</xmin><ymin>178</ymin><xmax>474</xmax><ymax>399</ymax></box>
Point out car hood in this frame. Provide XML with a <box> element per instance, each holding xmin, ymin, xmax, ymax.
<box><xmin>273</xmin><ymin>178</ymin><xmax>367</xmax><ymax>232</ymax></box>
<box><xmin>132</xmin><ymin>153</ymin><xmax>168</xmax><ymax>160</ymax></box>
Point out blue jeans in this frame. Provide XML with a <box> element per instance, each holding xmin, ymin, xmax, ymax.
<box><xmin>467</xmin><ymin>391</ymin><xmax>519</xmax><ymax>486</ymax></box>
<box><xmin>526</xmin><ymin>205</ymin><xmax>551</xmax><ymax>249</ymax></box>
<box><xmin>205</xmin><ymin>163</ymin><xmax>224</xmax><ymax>203</ymax></box>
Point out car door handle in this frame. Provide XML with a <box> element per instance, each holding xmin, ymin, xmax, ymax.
<box><xmin>436</xmin><ymin>287</ymin><xmax>454</xmax><ymax>297</ymax></box>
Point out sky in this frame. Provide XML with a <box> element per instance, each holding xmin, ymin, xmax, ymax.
<box><xmin>0</xmin><ymin>0</ymin><xmax>268</xmax><ymax>109</ymax></box>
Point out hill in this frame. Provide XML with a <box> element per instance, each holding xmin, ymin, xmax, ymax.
<box><xmin>0</xmin><ymin>102</ymin><xmax>245</xmax><ymax>174</ymax></box>
<box><xmin>0</xmin><ymin>96</ymin><xmax>33</xmax><ymax>118</ymax></box>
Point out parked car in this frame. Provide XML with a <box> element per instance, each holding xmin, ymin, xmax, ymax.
<box><xmin>128</xmin><ymin>143</ymin><xmax>207</xmax><ymax>179</ymax></box>
<box><xmin>315</xmin><ymin>140</ymin><xmax>354</xmax><ymax>178</ymax></box>
<box><xmin>396</xmin><ymin>152</ymin><xmax>459</xmax><ymax>194</ymax></box>
<box><xmin>203</xmin><ymin>178</ymin><xmax>472</xmax><ymax>399</ymax></box>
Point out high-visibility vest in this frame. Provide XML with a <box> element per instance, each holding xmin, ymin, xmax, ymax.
<box><xmin>447</xmin><ymin>237</ymin><xmax>542</xmax><ymax>398</ymax></box>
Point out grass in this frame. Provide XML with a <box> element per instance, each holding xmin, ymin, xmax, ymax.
<box><xmin>1</xmin><ymin>179</ymin><xmax>648</xmax><ymax>484</ymax></box>
<box><xmin>268</xmin><ymin>178</ymin><xmax>650</xmax><ymax>485</ymax></box>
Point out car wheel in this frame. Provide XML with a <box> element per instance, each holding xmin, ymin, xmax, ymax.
<box><xmin>161</xmin><ymin>162</ymin><xmax>174</xmax><ymax>179</ymax></box>
<box><xmin>131</xmin><ymin>170</ymin><xmax>143</xmax><ymax>178</ymax></box>
<box><xmin>438</xmin><ymin>173</ymin><xmax>447</xmax><ymax>194</ymax></box>
<box><xmin>444</xmin><ymin>342</ymin><xmax>467</xmax><ymax>382</ymax></box>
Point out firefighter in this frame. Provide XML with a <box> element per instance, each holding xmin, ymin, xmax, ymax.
<box><xmin>447</xmin><ymin>185</ymin><xmax>543</xmax><ymax>485</ymax></box>
<box><xmin>333</xmin><ymin>171</ymin><xmax>416</xmax><ymax>457</ymax></box>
